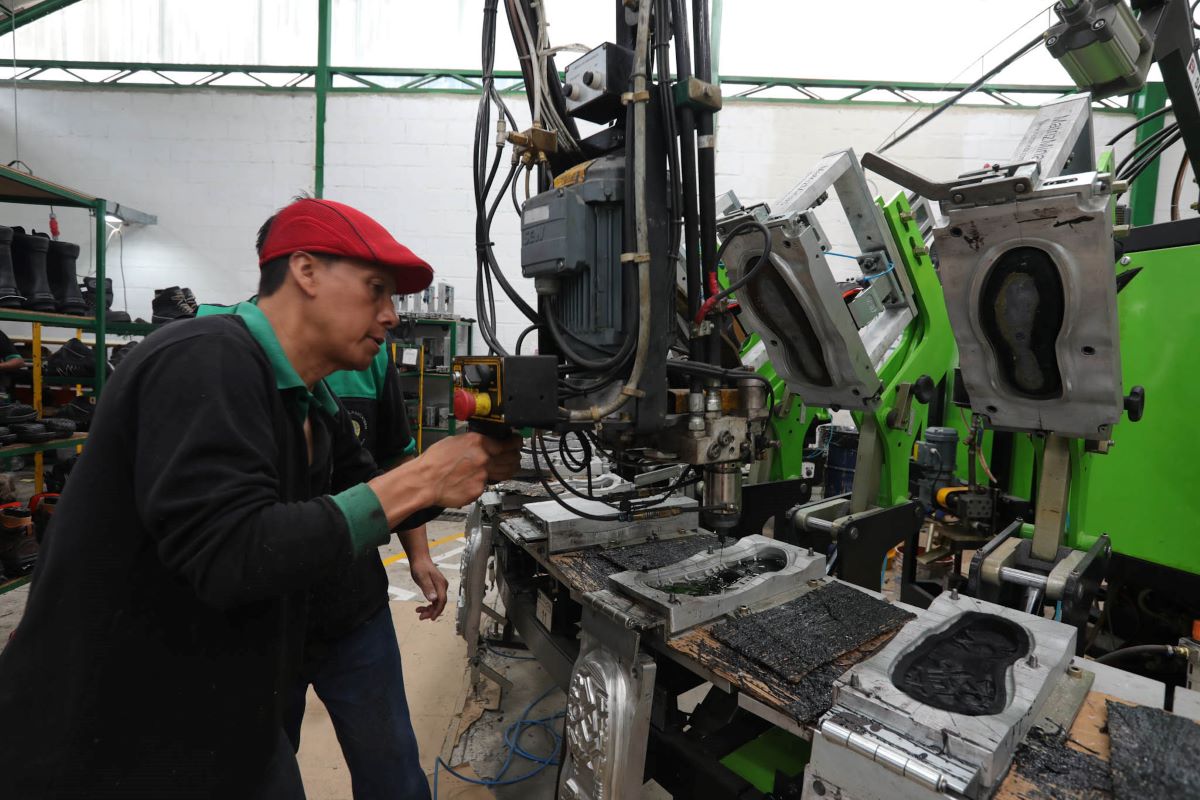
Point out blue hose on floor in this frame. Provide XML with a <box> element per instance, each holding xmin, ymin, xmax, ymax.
<box><xmin>432</xmin><ymin>683</ymin><xmax>566</xmax><ymax>798</ymax></box>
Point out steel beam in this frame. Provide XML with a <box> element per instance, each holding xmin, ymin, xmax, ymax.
<box><xmin>314</xmin><ymin>0</ymin><xmax>331</xmax><ymax>198</ymax></box>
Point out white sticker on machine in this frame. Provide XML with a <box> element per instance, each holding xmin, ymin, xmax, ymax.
<box><xmin>536</xmin><ymin>589</ymin><xmax>553</xmax><ymax>630</ymax></box>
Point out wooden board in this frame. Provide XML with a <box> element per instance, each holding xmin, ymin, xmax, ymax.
<box><xmin>548</xmin><ymin>549</ymin><xmax>612</xmax><ymax>595</ymax></box>
<box><xmin>994</xmin><ymin>691</ymin><xmax>1131</xmax><ymax>800</ymax></box>
<box><xmin>669</xmin><ymin>621</ymin><xmax>900</xmax><ymax>729</ymax></box>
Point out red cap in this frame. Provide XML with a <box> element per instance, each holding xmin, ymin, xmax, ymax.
<box><xmin>259</xmin><ymin>198</ymin><xmax>433</xmax><ymax>293</ymax></box>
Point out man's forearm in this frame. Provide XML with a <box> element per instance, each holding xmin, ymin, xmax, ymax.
<box><xmin>366</xmin><ymin>459</ymin><xmax>437</xmax><ymax>529</ymax></box>
<box><xmin>398</xmin><ymin>525</ymin><xmax>431</xmax><ymax>562</ymax></box>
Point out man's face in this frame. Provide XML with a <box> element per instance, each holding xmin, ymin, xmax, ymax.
<box><xmin>309</xmin><ymin>257</ymin><xmax>399</xmax><ymax>371</ymax></box>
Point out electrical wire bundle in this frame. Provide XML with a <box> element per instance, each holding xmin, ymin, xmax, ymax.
<box><xmin>474</xmin><ymin>0</ymin><xmax>535</xmax><ymax>356</ymax></box>
<box><xmin>530</xmin><ymin>430</ymin><xmax>699</xmax><ymax>522</ymax></box>
<box><xmin>432</xmin><ymin>684</ymin><xmax>565</xmax><ymax>797</ymax></box>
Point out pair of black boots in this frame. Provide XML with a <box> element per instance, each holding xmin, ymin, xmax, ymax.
<box><xmin>0</xmin><ymin>225</ymin><xmax>86</xmax><ymax>314</ymax></box>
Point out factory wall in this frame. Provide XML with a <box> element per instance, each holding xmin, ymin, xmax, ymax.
<box><xmin>0</xmin><ymin>85</ymin><xmax>1137</xmax><ymax>350</ymax></box>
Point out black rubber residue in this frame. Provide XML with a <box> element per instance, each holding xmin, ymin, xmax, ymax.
<box><xmin>1107</xmin><ymin>701</ymin><xmax>1200</xmax><ymax>800</ymax></box>
<box><xmin>892</xmin><ymin>611</ymin><xmax>1029</xmax><ymax>716</ymax></box>
<box><xmin>710</xmin><ymin>581</ymin><xmax>914</xmax><ymax>684</ymax></box>
<box><xmin>601</xmin><ymin>533</ymin><xmax>723</xmax><ymax>573</ymax></box>
<box><xmin>1010</xmin><ymin>727</ymin><xmax>1112</xmax><ymax>799</ymax></box>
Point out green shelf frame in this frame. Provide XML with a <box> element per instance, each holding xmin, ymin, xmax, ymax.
<box><xmin>0</xmin><ymin>308</ymin><xmax>154</xmax><ymax>337</ymax></box>
<box><xmin>0</xmin><ymin>575</ymin><xmax>30</xmax><ymax>595</ymax></box>
<box><xmin>0</xmin><ymin>433</ymin><xmax>87</xmax><ymax>458</ymax></box>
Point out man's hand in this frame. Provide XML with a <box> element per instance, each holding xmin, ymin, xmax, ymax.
<box><xmin>409</xmin><ymin>556</ymin><xmax>448</xmax><ymax>621</ymax></box>
<box><xmin>369</xmin><ymin>432</ymin><xmax>523</xmax><ymax>529</ymax></box>
<box><xmin>415</xmin><ymin>433</ymin><xmax>523</xmax><ymax>509</ymax></box>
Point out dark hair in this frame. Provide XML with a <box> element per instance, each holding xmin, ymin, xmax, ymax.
<box><xmin>256</xmin><ymin>193</ymin><xmax>313</xmax><ymax>298</ymax></box>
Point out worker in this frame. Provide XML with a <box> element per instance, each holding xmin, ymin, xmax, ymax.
<box><xmin>195</xmin><ymin>212</ymin><xmax>442</xmax><ymax>799</ymax></box>
<box><xmin>0</xmin><ymin>197</ymin><xmax>522</xmax><ymax>798</ymax></box>
<box><xmin>288</xmin><ymin>342</ymin><xmax>439</xmax><ymax>800</ymax></box>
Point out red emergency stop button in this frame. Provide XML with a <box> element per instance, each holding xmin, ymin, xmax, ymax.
<box><xmin>454</xmin><ymin>389</ymin><xmax>476</xmax><ymax>421</ymax></box>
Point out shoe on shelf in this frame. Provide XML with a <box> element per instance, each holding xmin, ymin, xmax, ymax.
<box><xmin>0</xmin><ymin>226</ymin><xmax>26</xmax><ymax>308</ymax></box>
<box><xmin>0</xmin><ymin>507</ymin><xmax>37</xmax><ymax>578</ymax></box>
<box><xmin>46</xmin><ymin>338</ymin><xmax>110</xmax><ymax>379</ymax></box>
<box><xmin>39</xmin><ymin>417</ymin><xmax>76</xmax><ymax>437</ymax></box>
<box><xmin>44</xmin><ymin>453</ymin><xmax>78</xmax><ymax>494</ymax></box>
<box><xmin>53</xmin><ymin>396</ymin><xmax>93</xmax><ymax>432</ymax></box>
<box><xmin>110</xmin><ymin>341</ymin><xmax>139</xmax><ymax>370</ymax></box>
<box><xmin>81</xmin><ymin>276</ymin><xmax>133</xmax><ymax>323</ymax></box>
<box><xmin>46</xmin><ymin>240</ymin><xmax>87</xmax><ymax>316</ymax></box>
<box><xmin>182</xmin><ymin>287</ymin><xmax>198</xmax><ymax>314</ymax></box>
<box><xmin>0</xmin><ymin>400</ymin><xmax>37</xmax><ymax>425</ymax></box>
<box><xmin>29</xmin><ymin>493</ymin><xmax>58</xmax><ymax>544</ymax></box>
<box><xmin>152</xmin><ymin>286</ymin><xmax>195</xmax><ymax>324</ymax></box>
<box><xmin>0</xmin><ymin>427</ymin><xmax>16</xmax><ymax>446</ymax></box>
<box><xmin>10</xmin><ymin>228</ymin><xmax>57</xmax><ymax>312</ymax></box>
<box><xmin>11</xmin><ymin>423</ymin><xmax>54</xmax><ymax>443</ymax></box>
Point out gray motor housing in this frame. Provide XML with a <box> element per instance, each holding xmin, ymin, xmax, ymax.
<box><xmin>521</xmin><ymin>154</ymin><xmax>627</xmax><ymax>352</ymax></box>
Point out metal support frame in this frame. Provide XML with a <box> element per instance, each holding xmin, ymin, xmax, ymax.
<box><xmin>0</xmin><ymin>55</ymin><xmax>1143</xmax><ymax>112</ymax></box>
<box><xmin>314</xmin><ymin>0</ymin><xmax>331</xmax><ymax>198</ymax></box>
<box><xmin>0</xmin><ymin>0</ymin><xmax>85</xmax><ymax>30</ymax></box>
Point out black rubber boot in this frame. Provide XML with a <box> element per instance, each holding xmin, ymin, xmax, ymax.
<box><xmin>82</xmin><ymin>276</ymin><xmax>131</xmax><ymax>323</ymax></box>
<box><xmin>11</xmin><ymin>228</ymin><xmax>57</xmax><ymax>312</ymax></box>
<box><xmin>47</xmin><ymin>240</ymin><xmax>87</xmax><ymax>316</ymax></box>
<box><xmin>0</xmin><ymin>226</ymin><xmax>25</xmax><ymax>308</ymax></box>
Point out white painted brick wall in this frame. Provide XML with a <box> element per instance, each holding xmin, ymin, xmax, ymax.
<box><xmin>0</xmin><ymin>85</ymin><xmax>1151</xmax><ymax>354</ymax></box>
<box><xmin>0</xmin><ymin>86</ymin><xmax>313</xmax><ymax>325</ymax></box>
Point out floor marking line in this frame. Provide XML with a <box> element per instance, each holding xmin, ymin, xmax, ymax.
<box><xmin>381</xmin><ymin>532</ymin><xmax>464</xmax><ymax>566</ymax></box>
<box><xmin>433</xmin><ymin>546</ymin><xmax>466</xmax><ymax>563</ymax></box>
<box><xmin>387</xmin><ymin>586</ymin><xmax>417</xmax><ymax>601</ymax></box>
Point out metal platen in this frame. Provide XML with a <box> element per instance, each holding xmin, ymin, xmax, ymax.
<box><xmin>808</xmin><ymin>593</ymin><xmax>1079</xmax><ymax>799</ymax></box>
<box><xmin>716</xmin><ymin>149</ymin><xmax>916</xmax><ymax>411</ymax></box>
<box><xmin>864</xmin><ymin>96</ymin><xmax>1126</xmax><ymax>439</ymax></box>
<box><xmin>607</xmin><ymin>535</ymin><xmax>826</xmax><ymax>633</ymax></box>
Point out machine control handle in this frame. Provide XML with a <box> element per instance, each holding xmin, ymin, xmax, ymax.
<box><xmin>1123</xmin><ymin>385</ymin><xmax>1145</xmax><ymax>423</ymax></box>
<box><xmin>913</xmin><ymin>374</ymin><xmax>936</xmax><ymax>404</ymax></box>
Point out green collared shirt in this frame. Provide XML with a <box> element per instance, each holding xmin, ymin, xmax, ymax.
<box><xmin>198</xmin><ymin>300</ymin><xmax>390</xmax><ymax>555</ymax></box>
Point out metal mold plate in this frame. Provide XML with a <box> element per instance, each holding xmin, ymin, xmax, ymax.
<box><xmin>607</xmin><ymin>535</ymin><xmax>826</xmax><ymax>633</ymax></box>
<box><xmin>933</xmin><ymin>173</ymin><xmax>1123</xmax><ymax>438</ymax></box>
<box><xmin>522</xmin><ymin>495</ymin><xmax>700</xmax><ymax>554</ymax></box>
<box><xmin>827</xmin><ymin>593</ymin><xmax>1076</xmax><ymax>793</ymax></box>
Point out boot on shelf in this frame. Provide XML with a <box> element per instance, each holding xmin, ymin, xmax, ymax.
<box><xmin>82</xmin><ymin>276</ymin><xmax>131</xmax><ymax>323</ymax></box>
<box><xmin>0</xmin><ymin>226</ymin><xmax>25</xmax><ymax>308</ymax></box>
<box><xmin>152</xmin><ymin>286</ymin><xmax>195</xmax><ymax>324</ymax></box>
<box><xmin>47</xmin><ymin>240</ymin><xmax>87</xmax><ymax>316</ymax></box>
<box><xmin>11</xmin><ymin>228</ymin><xmax>57</xmax><ymax>312</ymax></box>
<box><xmin>0</xmin><ymin>507</ymin><xmax>37</xmax><ymax>578</ymax></box>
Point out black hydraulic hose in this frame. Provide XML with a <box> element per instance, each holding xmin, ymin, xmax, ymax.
<box><xmin>1106</xmin><ymin>104</ymin><xmax>1173</xmax><ymax>146</ymax></box>
<box><xmin>670</xmin><ymin>0</ymin><xmax>704</xmax><ymax>373</ymax></box>
<box><xmin>1122</xmin><ymin>130</ymin><xmax>1184</xmax><ymax>183</ymax></box>
<box><xmin>1095</xmin><ymin>644</ymin><xmax>1186</xmax><ymax>665</ymax></box>
<box><xmin>880</xmin><ymin>35</ymin><xmax>1042</xmax><ymax>153</ymax></box>
<box><xmin>515</xmin><ymin>323</ymin><xmax>539</xmax><ymax>355</ymax></box>
<box><xmin>546</xmin><ymin>298</ymin><xmax>635</xmax><ymax>371</ymax></box>
<box><xmin>1116</xmin><ymin>121</ymin><xmax>1179</xmax><ymax>177</ymax></box>
<box><xmin>692</xmin><ymin>0</ymin><xmax>720</xmax><ymax>367</ymax></box>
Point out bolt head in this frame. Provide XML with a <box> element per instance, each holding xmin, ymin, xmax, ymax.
<box><xmin>1047</xmin><ymin>35</ymin><xmax>1059</xmax><ymax>46</ymax></box>
<box><xmin>1014</xmin><ymin>183</ymin><xmax>1027</xmax><ymax>193</ymax></box>
<box><xmin>1093</xmin><ymin>18</ymin><xmax>1106</xmax><ymax>29</ymax></box>
<box><xmin>952</xmin><ymin>192</ymin><xmax>965</xmax><ymax>203</ymax></box>
<box><xmin>1120</xmin><ymin>256</ymin><xmax>1131</xmax><ymax>265</ymax></box>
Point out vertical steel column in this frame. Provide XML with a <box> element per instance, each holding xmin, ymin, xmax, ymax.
<box><xmin>1128</xmin><ymin>82</ymin><xmax>1168</xmax><ymax>226</ymax></box>
<box><xmin>93</xmin><ymin>200</ymin><xmax>107</xmax><ymax>395</ymax></box>
<box><xmin>314</xmin><ymin>0</ymin><xmax>332</xmax><ymax>198</ymax></box>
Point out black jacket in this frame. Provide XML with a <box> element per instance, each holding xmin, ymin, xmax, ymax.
<box><xmin>0</xmin><ymin>315</ymin><xmax>386</xmax><ymax>797</ymax></box>
<box><xmin>308</xmin><ymin>351</ymin><xmax>418</xmax><ymax>655</ymax></box>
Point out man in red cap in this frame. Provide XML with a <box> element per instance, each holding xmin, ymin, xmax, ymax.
<box><xmin>0</xmin><ymin>197</ymin><xmax>522</xmax><ymax>798</ymax></box>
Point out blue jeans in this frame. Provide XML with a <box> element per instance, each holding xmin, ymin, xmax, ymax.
<box><xmin>285</xmin><ymin>606</ymin><xmax>431</xmax><ymax>800</ymax></box>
